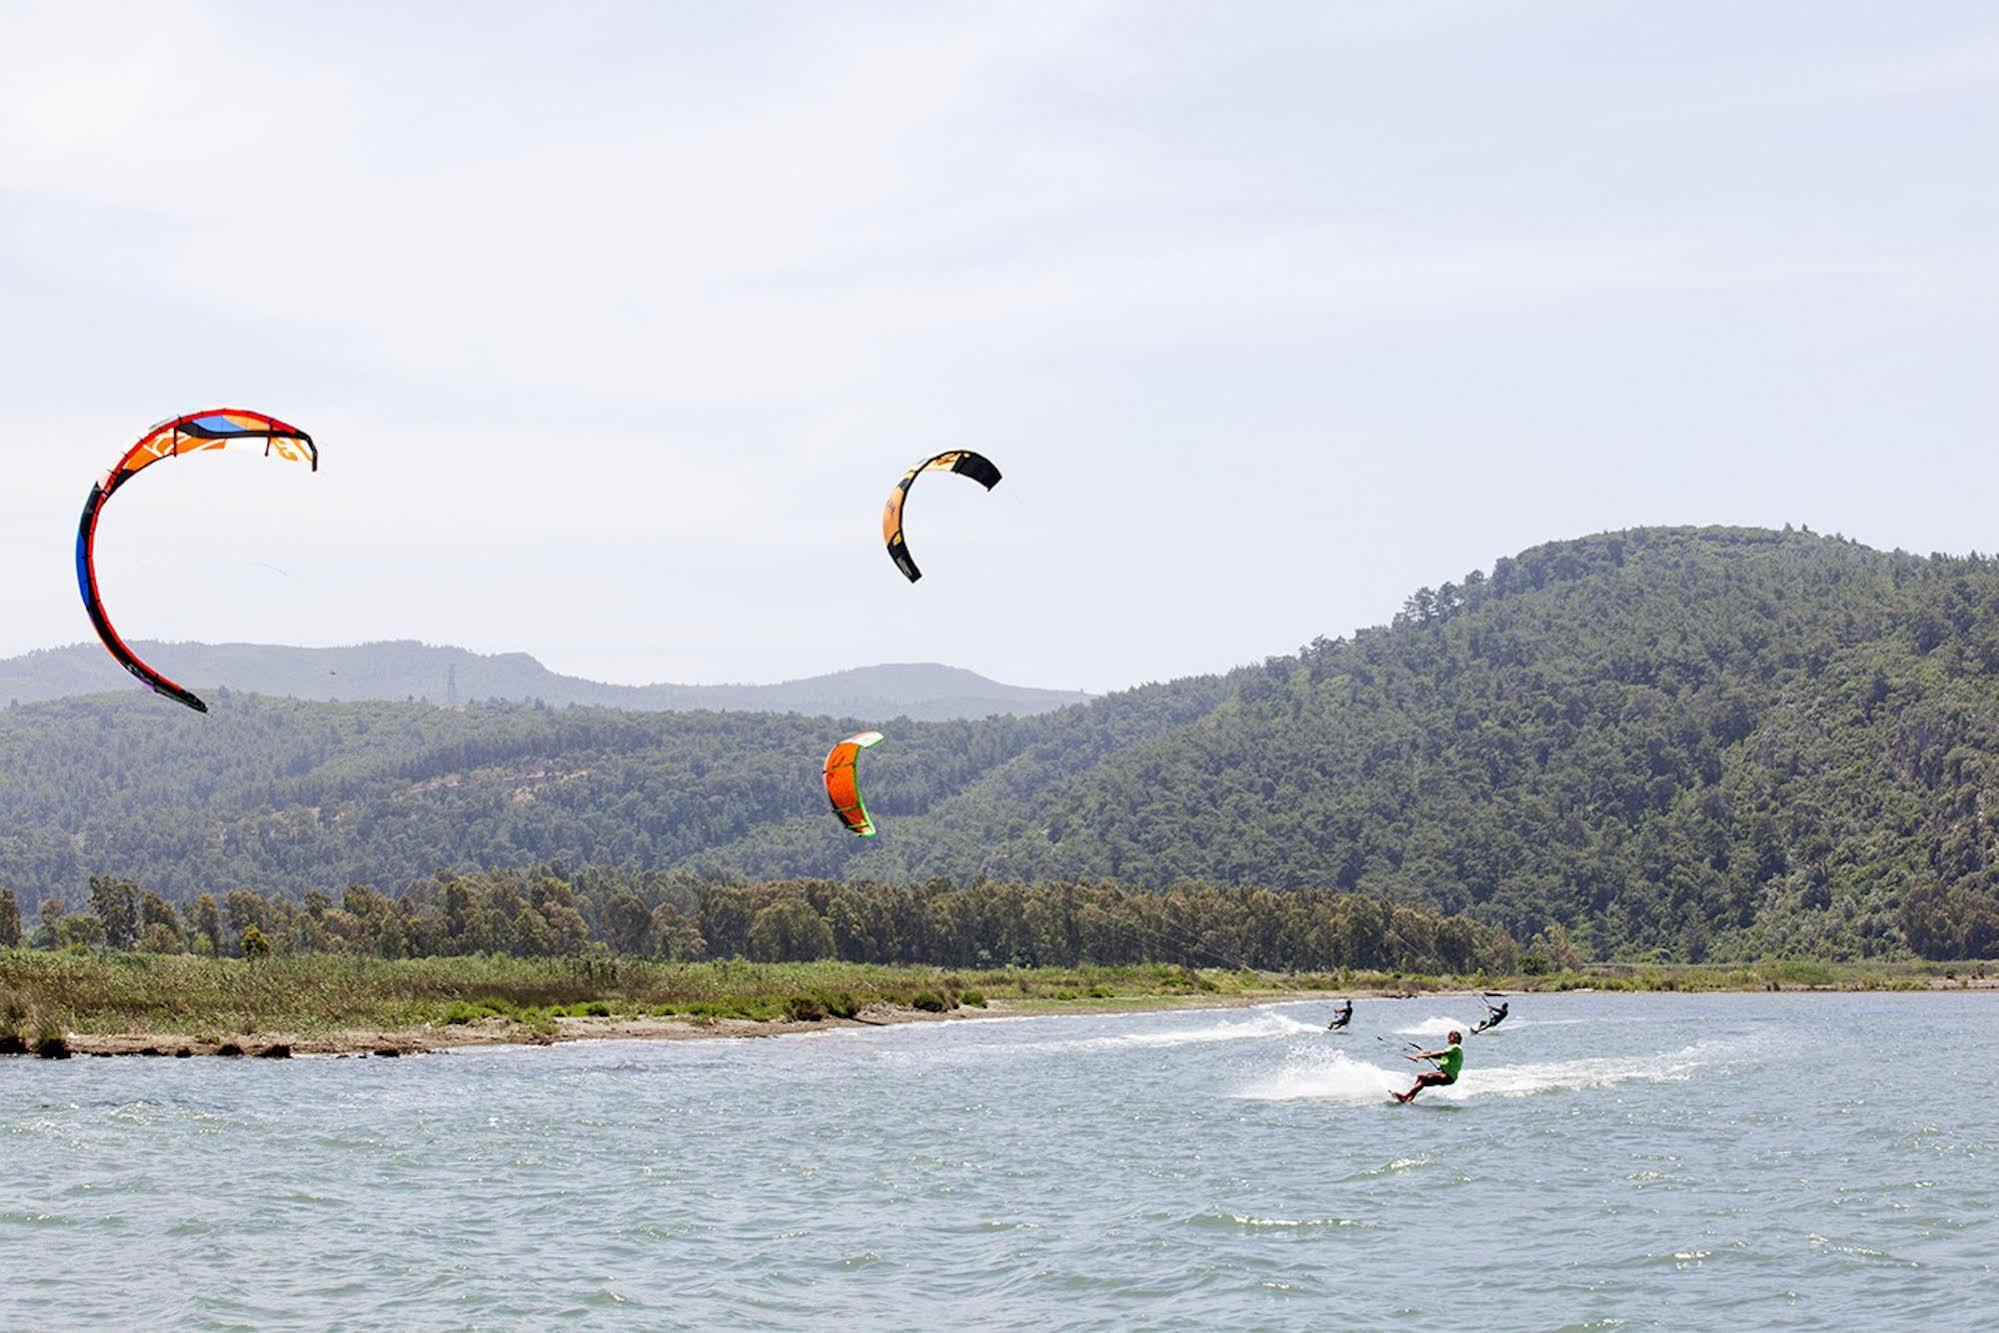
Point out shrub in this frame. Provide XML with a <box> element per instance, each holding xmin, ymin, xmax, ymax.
<box><xmin>1087</xmin><ymin>985</ymin><xmax>1113</xmax><ymax>999</ymax></box>
<box><xmin>816</xmin><ymin>991</ymin><xmax>859</xmax><ymax>1019</ymax></box>
<box><xmin>959</xmin><ymin>990</ymin><xmax>987</xmax><ymax>1008</ymax></box>
<box><xmin>1763</xmin><ymin>961</ymin><xmax>1835</xmax><ymax>988</ymax></box>
<box><xmin>443</xmin><ymin>1001</ymin><xmax>482</xmax><ymax>1025</ymax></box>
<box><xmin>785</xmin><ymin>994</ymin><xmax>828</xmax><ymax>1022</ymax></box>
<box><xmin>910</xmin><ymin>990</ymin><xmax>949</xmax><ymax>1013</ymax></box>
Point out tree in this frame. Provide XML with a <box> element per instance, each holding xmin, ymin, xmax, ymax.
<box><xmin>139</xmin><ymin>892</ymin><xmax>182</xmax><ymax>949</ymax></box>
<box><xmin>651</xmin><ymin>903</ymin><xmax>706</xmax><ymax>961</ymax></box>
<box><xmin>225</xmin><ymin>890</ymin><xmax>269</xmax><ymax>945</ymax></box>
<box><xmin>191</xmin><ymin>894</ymin><xmax>224</xmax><ymax>956</ymax></box>
<box><xmin>747</xmin><ymin>898</ymin><xmax>835</xmax><ymax>963</ymax></box>
<box><xmin>88</xmin><ymin>876</ymin><xmax>139</xmax><ymax>951</ymax></box>
<box><xmin>35</xmin><ymin>897</ymin><xmax>67</xmax><ymax>949</ymax></box>
<box><xmin>59</xmin><ymin>914</ymin><xmax>107</xmax><ymax>948</ymax></box>
<box><xmin>1530</xmin><ymin>923</ymin><xmax>1588</xmax><ymax>971</ymax></box>
<box><xmin>513</xmin><ymin>908</ymin><xmax>554</xmax><ymax>957</ymax></box>
<box><xmin>544</xmin><ymin>904</ymin><xmax>591</xmax><ymax>956</ymax></box>
<box><xmin>240</xmin><ymin>925</ymin><xmax>272</xmax><ymax>960</ymax></box>
<box><xmin>375</xmin><ymin>913</ymin><xmax>410</xmax><ymax>960</ymax></box>
<box><xmin>0</xmin><ymin>889</ymin><xmax>19</xmax><ymax>948</ymax></box>
<box><xmin>603</xmin><ymin>893</ymin><xmax>653</xmax><ymax>956</ymax></box>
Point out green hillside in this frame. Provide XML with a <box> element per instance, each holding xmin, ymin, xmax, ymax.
<box><xmin>5</xmin><ymin>527</ymin><xmax>1997</xmax><ymax>961</ymax></box>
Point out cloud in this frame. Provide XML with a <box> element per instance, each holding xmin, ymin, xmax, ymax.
<box><xmin>1</xmin><ymin>2</ymin><xmax>1994</xmax><ymax>690</ymax></box>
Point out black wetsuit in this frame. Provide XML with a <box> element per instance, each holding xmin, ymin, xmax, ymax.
<box><xmin>1475</xmin><ymin>1002</ymin><xmax>1508</xmax><ymax>1033</ymax></box>
<box><xmin>1328</xmin><ymin>1003</ymin><xmax>1353</xmax><ymax>1031</ymax></box>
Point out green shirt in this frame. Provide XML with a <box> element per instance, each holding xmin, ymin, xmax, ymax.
<box><xmin>1437</xmin><ymin>1043</ymin><xmax>1464</xmax><ymax>1081</ymax></box>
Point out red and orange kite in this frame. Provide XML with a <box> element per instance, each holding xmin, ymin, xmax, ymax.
<box><xmin>76</xmin><ymin>409</ymin><xmax>317</xmax><ymax>713</ymax></box>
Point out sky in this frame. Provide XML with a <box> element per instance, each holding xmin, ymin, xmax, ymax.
<box><xmin>1</xmin><ymin>1</ymin><xmax>1993</xmax><ymax>694</ymax></box>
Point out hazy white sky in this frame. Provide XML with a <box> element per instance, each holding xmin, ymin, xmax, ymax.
<box><xmin>1</xmin><ymin>1</ymin><xmax>1993</xmax><ymax>693</ymax></box>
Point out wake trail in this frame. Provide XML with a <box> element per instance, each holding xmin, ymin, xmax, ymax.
<box><xmin>1234</xmin><ymin>1041</ymin><xmax>1742</xmax><ymax>1105</ymax></box>
<box><xmin>866</xmin><ymin>1008</ymin><xmax>1325</xmax><ymax>1066</ymax></box>
<box><xmin>1003</xmin><ymin>1010</ymin><xmax>1324</xmax><ymax>1055</ymax></box>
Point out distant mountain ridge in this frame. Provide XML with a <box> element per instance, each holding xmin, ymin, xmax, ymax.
<box><xmin>0</xmin><ymin>641</ymin><xmax>1090</xmax><ymax>721</ymax></box>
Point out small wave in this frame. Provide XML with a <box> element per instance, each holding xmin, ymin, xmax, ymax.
<box><xmin>1808</xmin><ymin>1233</ymin><xmax>1919</xmax><ymax>1267</ymax></box>
<box><xmin>1197</xmin><ymin>1212</ymin><xmax>1378</xmax><ymax>1230</ymax></box>
<box><xmin>1393</xmin><ymin>1016</ymin><xmax>1474</xmax><ymax>1037</ymax></box>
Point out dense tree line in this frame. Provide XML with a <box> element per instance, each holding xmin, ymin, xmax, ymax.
<box><xmin>4</xmin><ymin>528</ymin><xmax>1998</xmax><ymax>960</ymax></box>
<box><xmin>11</xmin><ymin>870</ymin><xmax>1516</xmax><ymax>976</ymax></box>
<box><xmin>885</xmin><ymin>528</ymin><xmax>1999</xmax><ymax>961</ymax></box>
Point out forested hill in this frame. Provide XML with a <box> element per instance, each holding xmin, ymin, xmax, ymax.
<box><xmin>5</xmin><ymin>527</ymin><xmax>1997</xmax><ymax>962</ymax></box>
<box><xmin>0</xmin><ymin>643</ymin><xmax>1089</xmax><ymax>720</ymax></box>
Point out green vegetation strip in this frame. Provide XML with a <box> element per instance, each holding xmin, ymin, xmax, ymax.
<box><xmin>0</xmin><ymin>953</ymin><xmax>1265</xmax><ymax>1044</ymax></box>
<box><xmin>3</xmin><ymin>950</ymin><xmax>1985</xmax><ymax>1052</ymax></box>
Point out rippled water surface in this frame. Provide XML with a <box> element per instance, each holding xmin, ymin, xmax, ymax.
<box><xmin>5</xmin><ymin>992</ymin><xmax>1997</xmax><ymax>1328</ymax></box>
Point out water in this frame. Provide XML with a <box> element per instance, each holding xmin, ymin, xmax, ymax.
<box><xmin>4</xmin><ymin>992</ymin><xmax>1996</xmax><ymax>1328</ymax></box>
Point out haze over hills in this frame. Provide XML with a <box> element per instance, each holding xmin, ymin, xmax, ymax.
<box><xmin>0</xmin><ymin>642</ymin><xmax>1090</xmax><ymax>722</ymax></box>
<box><xmin>5</xmin><ymin>527</ymin><xmax>1998</xmax><ymax>961</ymax></box>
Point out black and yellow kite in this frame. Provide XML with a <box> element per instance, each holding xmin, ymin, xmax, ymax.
<box><xmin>881</xmin><ymin>450</ymin><xmax>1001</xmax><ymax>582</ymax></box>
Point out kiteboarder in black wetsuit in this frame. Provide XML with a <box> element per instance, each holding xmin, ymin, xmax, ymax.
<box><xmin>1473</xmin><ymin>998</ymin><xmax>1508</xmax><ymax>1034</ymax></box>
<box><xmin>1327</xmin><ymin>999</ymin><xmax>1353</xmax><ymax>1032</ymax></box>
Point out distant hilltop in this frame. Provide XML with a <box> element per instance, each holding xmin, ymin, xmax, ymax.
<box><xmin>0</xmin><ymin>641</ymin><xmax>1091</xmax><ymax>722</ymax></box>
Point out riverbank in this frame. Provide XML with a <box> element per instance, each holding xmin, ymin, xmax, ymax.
<box><xmin>2</xmin><ymin>950</ymin><xmax>1990</xmax><ymax>1058</ymax></box>
<box><xmin>1</xmin><ymin>953</ymin><xmax>1352</xmax><ymax>1059</ymax></box>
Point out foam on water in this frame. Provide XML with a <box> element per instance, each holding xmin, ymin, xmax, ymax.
<box><xmin>989</xmin><ymin>1008</ymin><xmax>1323</xmax><ymax>1056</ymax></box>
<box><xmin>1235</xmin><ymin>1041</ymin><xmax>1733</xmax><ymax>1104</ymax></box>
<box><xmin>1394</xmin><ymin>1015</ymin><xmax>1474</xmax><ymax>1036</ymax></box>
<box><xmin>1235</xmin><ymin>1049</ymin><xmax>1407</xmax><ymax>1103</ymax></box>
<box><xmin>857</xmin><ymin>1005</ymin><xmax>1326</xmax><ymax>1071</ymax></box>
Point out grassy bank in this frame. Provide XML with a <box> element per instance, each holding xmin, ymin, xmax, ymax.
<box><xmin>0</xmin><ymin>951</ymin><xmax>1335</xmax><ymax>1054</ymax></box>
<box><xmin>2</xmin><ymin>950</ymin><xmax>1990</xmax><ymax>1058</ymax></box>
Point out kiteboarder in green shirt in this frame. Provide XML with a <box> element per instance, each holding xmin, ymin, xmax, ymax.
<box><xmin>1394</xmin><ymin>1031</ymin><xmax>1463</xmax><ymax>1103</ymax></box>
